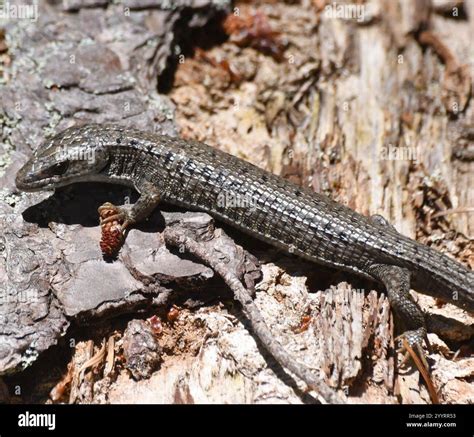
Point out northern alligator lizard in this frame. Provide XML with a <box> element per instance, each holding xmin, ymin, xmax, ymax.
<box><xmin>15</xmin><ymin>124</ymin><xmax>474</xmax><ymax>356</ymax></box>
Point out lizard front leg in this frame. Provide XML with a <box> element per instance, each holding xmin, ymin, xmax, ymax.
<box><xmin>98</xmin><ymin>181</ymin><xmax>161</xmax><ymax>256</ymax></box>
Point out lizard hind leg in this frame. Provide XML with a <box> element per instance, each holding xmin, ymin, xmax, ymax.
<box><xmin>368</xmin><ymin>263</ymin><xmax>430</xmax><ymax>369</ymax></box>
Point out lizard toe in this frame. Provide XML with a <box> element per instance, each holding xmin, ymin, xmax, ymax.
<box><xmin>395</xmin><ymin>327</ymin><xmax>430</xmax><ymax>369</ymax></box>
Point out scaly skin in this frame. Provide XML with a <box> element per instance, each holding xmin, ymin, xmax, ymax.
<box><xmin>16</xmin><ymin>124</ymin><xmax>474</xmax><ymax>353</ymax></box>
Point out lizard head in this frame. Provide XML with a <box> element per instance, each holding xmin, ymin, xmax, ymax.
<box><xmin>16</xmin><ymin>124</ymin><xmax>111</xmax><ymax>192</ymax></box>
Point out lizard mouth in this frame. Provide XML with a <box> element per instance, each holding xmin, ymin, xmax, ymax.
<box><xmin>15</xmin><ymin>163</ymin><xmax>56</xmax><ymax>192</ymax></box>
<box><xmin>15</xmin><ymin>176</ymin><xmax>55</xmax><ymax>192</ymax></box>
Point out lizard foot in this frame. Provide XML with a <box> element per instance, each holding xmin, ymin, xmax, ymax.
<box><xmin>98</xmin><ymin>202</ymin><xmax>135</xmax><ymax>257</ymax></box>
<box><xmin>395</xmin><ymin>327</ymin><xmax>431</xmax><ymax>369</ymax></box>
<box><xmin>98</xmin><ymin>202</ymin><xmax>135</xmax><ymax>231</ymax></box>
<box><xmin>395</xmin><ymin>328</ymin><xmax>440</xmax><ymax>404</ymax></box>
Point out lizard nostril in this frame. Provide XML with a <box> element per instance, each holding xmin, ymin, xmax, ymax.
<box><xmin>15</xmin><ymin>174</ymin><xmax>27</xmax><ymax>189</ymax></box>
<box><xmin>15</xmin><ymin>164</ymin><xmax>36</xmax><ymax>189</ymax></box>
<box><xmin>15</xmin><ymin>166</ymin><xmax>26</xmax><ymax>183</ymax></box>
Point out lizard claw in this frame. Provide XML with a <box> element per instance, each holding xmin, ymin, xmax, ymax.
<box><xmin>395</xmin><ymin>331</ymin><xmax>440</xmax><ymax>404</ymax></box>
<box><xmin>395</xmin><ymin>327</ymin><xmax>430</xmax><ymax>370</ymax></box>
<box><xmin>98</xmin><ymin>202</ymin><xmax>134</xmax><ymax>257</ymax></box>
<box><xmin>98</xmin><ymin>202</ymin><xmax>124</xmax><ymax>225</ymax></box>
<box><xmin>98</xmin><ymin>202</ymin><xmax>135</xmax><ymax>232</ymax></box>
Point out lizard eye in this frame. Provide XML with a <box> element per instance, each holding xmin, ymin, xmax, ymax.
<box><xmin>47</xmin><ymin>161</ymin><xmax>69</xmax><ymax>176</ymax></box>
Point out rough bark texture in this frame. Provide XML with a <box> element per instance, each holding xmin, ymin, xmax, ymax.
<box><xmin>0</xmin><ymin>0</ymin><xmax>472</xmax><ymax>404</ymax></box>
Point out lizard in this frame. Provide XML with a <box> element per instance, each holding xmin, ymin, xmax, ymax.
<box><xmin>15</xmin><ymin>124</ymin><xmax>474</xmax><ymax>373</ymax></box>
